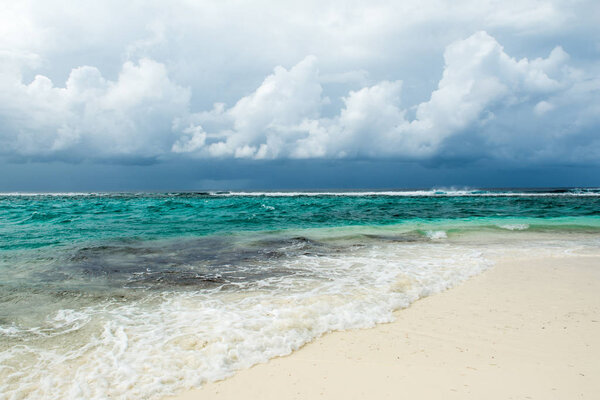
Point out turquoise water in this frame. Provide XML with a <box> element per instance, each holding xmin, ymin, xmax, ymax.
<box><xmin>1</xmin><ymin>189</ymin><xmax>599</xmax><ymax>399</ymax></box>
<box><xmin>2</xmin><ymin>189</ymin><xmax>600</xmax><ymax>251</ymax></box>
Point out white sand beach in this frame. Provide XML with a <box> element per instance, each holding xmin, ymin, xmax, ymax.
<box><xmin>168</xmin><ymin>253</ymin><xmax>600</xmax><ymax>400</ymax></box>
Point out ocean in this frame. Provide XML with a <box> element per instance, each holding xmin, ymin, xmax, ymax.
<box><xmin>1</xmin><ymin>189</ymin><xmax>599</xmax><ymax>399</ymax></box>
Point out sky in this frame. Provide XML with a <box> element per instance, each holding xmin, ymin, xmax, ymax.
<box><xmin>1</xmin><ymin>0</ymin><xmax>599</xmax><ymax>191</ymax></box>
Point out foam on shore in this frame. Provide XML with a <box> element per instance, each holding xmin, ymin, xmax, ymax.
<box><xmin>3</xmin><ymin>231</ymin><xmax>600</xmax><ymax>399</ymax></box>
<box><xmin>2</xmin><ymin>239</ymin><xmax>492</xmax><ymax>399</ymax></box>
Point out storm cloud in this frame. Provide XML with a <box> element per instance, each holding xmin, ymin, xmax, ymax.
<box><xmin>1</xmin><ymin>0</ymin><xmax>599</xmax><ymax>189</ymax></box>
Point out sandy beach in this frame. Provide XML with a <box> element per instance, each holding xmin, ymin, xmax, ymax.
<box><xmin>168</xmin><ymin>252</ymin><xmax>600</xmax><ymax>400</ymax></box>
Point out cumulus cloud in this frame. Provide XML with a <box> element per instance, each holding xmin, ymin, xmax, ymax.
<box><xmin>0</xmin><ymin>27</ymin><xmax>598</xmax><ymax>165</ymax></box>
<box><xmin>0</xmin><ymin>58</ymin><xmax>190</xmax><ymax>161</ymax></box>
<box><xmin>173</xmin><ymin>31</ymin><xmax>597</xmax><ymax>163</ymax></box>
<box><xmin>203</xmin><ymin>55</ymin><xmax>324</xmax><ymax>159</ymax></box>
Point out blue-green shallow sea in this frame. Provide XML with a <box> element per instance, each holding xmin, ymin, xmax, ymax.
<box><xmin>1</xmin><ymin>189</ymin><xmax>599</xmax><ymax>400</ymax></box>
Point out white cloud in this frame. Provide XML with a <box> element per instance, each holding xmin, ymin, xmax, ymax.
<box><xmin>0</xmin><ymin>8</ymin><xmax>598</xmax><ymax>167</ymax></box>
<box><xmin>534</xmin><ymin>101</ymin><xmax>555</xmax><ymax>115</ymax></box>
<box><xmin>172</xmin><ymin>31</ymin><xmax>595</xmax><ymax>163</ymax></box>
<box><xmin>3</xmin><ymin>0</ymin><xmax>594</xmax><ymax>109</ymax></box>
<box><xmin>0</xmin><ymin>58</ymin><xmax>190</xmax><ymax>160</ymax></box>
<box><xmin>171</xmin><ymin>125</ymin><xmax>207</xmax><ymax>154</ymax></box>
<box><xmin>197</xmin><ymin>55</ymin><xmax>325</xmax><ymax>159</ymax></box>
<box><xmin>405</xmin><ymin>31</ymin><xmax>569</xmax><ymax>150</ymax></box>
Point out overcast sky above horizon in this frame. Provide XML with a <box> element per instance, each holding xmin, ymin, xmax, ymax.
<box><xmin>1</xmin><ymin>0</ymin><xmax>599</xmax><ymax>190</ymax></box>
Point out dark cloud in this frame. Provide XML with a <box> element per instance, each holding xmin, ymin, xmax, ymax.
<box><xmin>1</xmin><ymin>1</ymin><xmax>599</xmax><ymax>189</ymax></box>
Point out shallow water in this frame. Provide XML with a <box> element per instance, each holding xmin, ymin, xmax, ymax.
<box><xmin>1</xmin><ymin>189</ymin><xmax>599</xmax><ymax>399</ymax></box>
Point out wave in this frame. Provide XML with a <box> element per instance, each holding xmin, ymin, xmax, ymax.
<box><xmin>2</xmin><ymin>240</ymin><xmax>492</xmax><ymax>400</ymax></box>
<box><xmin>2</xmin><ymin>188</ymin><xmax>600</xmax><ymax>197</ymax></box>
<box><xmin>4</xmin><ymin>231</ymin><xmax>599</xmax><ymax>400</ymax></box>
<box><xmin>215</xmin><ymin>190</ymin><xmax>600</xmax><ymax>197</ymax></box>
<box><xmin>497</xmin><ymin>223</ymin><xmax>530</xmax><ymax>231</ymax></box>
<box><xmin>425</xmin><ymin>230</ymin><xmax>448</xmax><ymax>240</ymax></box>
<box><xmin>2</xmin><ymin>216</ymin><xmax>600</xmax><ymax>399</ymax></box>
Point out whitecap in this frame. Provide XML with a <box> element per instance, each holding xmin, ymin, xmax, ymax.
<box><xmin>498</xmin><ymin>224</ymin><xmax>530</xmax><ymax>231</ymax></box>
<box><xmin>425</xmin><ymin>230</ymin><xmax>448</xmax><ymax>240</ymax></box>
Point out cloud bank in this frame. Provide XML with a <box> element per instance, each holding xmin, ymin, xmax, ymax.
<box><xmin>1</xmin><ymin>30</ymin><xmax>597</xmax><ymax>166</ymax></box>
<box><xmin>0</xmin><ymin>58</ymin><xmax>189</xmax><ymax>162</ymax></box>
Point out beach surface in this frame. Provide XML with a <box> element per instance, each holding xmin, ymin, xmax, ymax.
<box><xmin>168</xmin><ymin>253</ymin><xmax>600</xmax><ymax>400</ymax></box>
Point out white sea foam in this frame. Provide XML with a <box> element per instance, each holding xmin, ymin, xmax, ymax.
<box><xmin>2</xmin><ymin>189</ymin><xmax>600</xmax><ymax>197</ymax></box>
<box><xmin>1</xmin><ymin>241</ymin><xmax>492</xmax><ymax>400</ymax></box>
<box><xmin>212</xmin><ymin>190</ymin><xmax>600</xmax><ymax>197</ymax></box>
<box><xmin>3</xmin><ymin>232</ymin><xmax>598</xmax><ymax>400</ymax></box>
<box><xmin>498</xmin><ymin>223</ymin><xmax>530</xmax><ymax>231</ymax></box>
<box><xmin>426</xmin><ymin>230</ymin><xmax>448</xmax><ymax>240</ymax></box>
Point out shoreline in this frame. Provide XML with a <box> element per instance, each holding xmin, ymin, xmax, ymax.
<box><xmin>166</xmin><ymin>252</ymin><xmax>600</xmax><ymax>399</ymax></box>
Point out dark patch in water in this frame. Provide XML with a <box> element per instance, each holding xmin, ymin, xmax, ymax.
<box><xmin>126</xmin><ymin>270</ymin><xmax>228</xmax><ymax>287</ymax></box>
<box><xmin>60</xmin><ymin>235</ymin><xmax>337</xmax><ymax>290</ymax></box>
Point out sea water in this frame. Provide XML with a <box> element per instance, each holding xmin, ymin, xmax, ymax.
<box><xmin>1</xmin><ymin>189</ymin><xmax>599</xmax><ymax>399</ymax></box>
